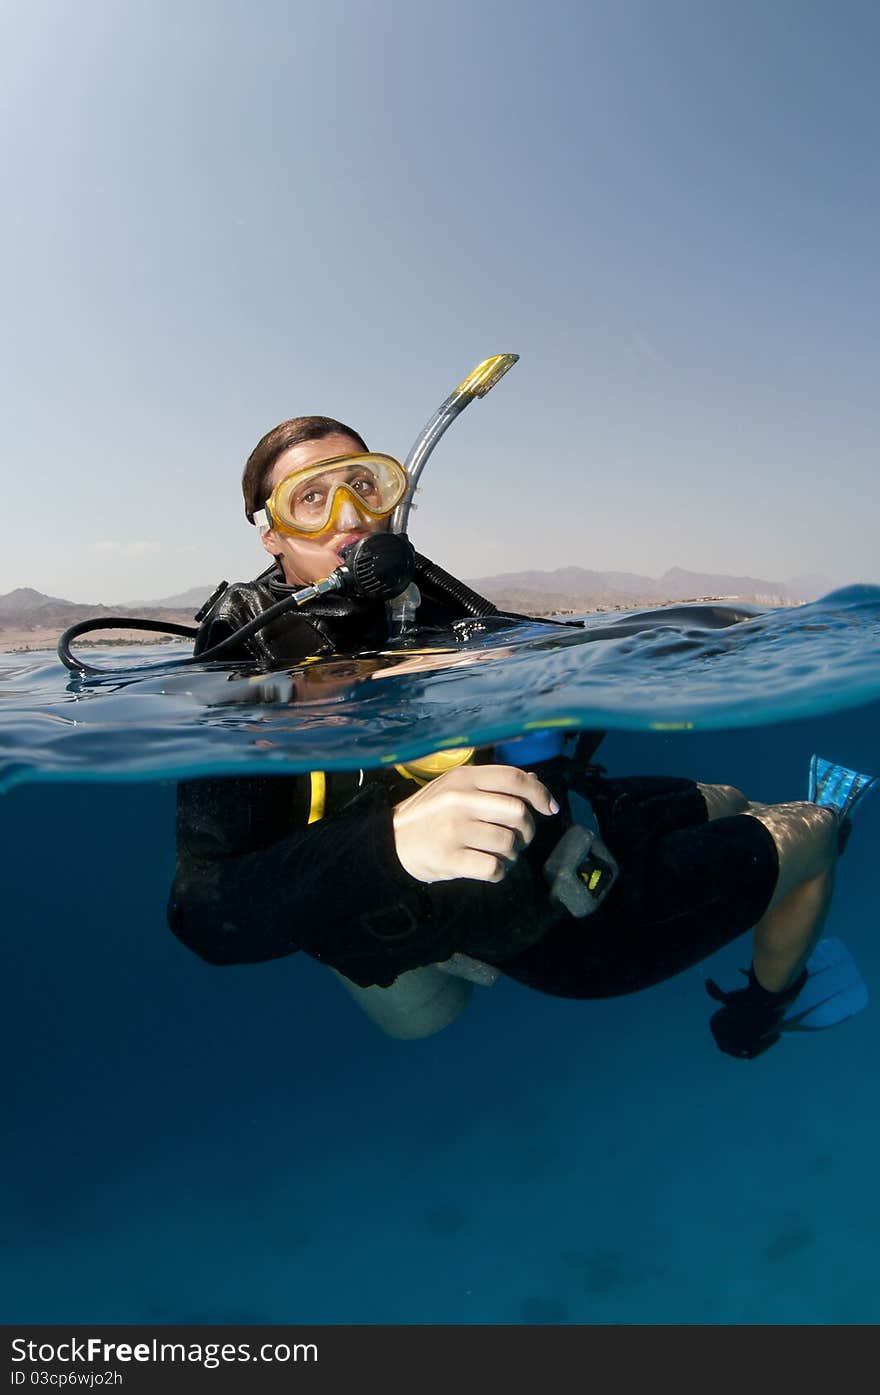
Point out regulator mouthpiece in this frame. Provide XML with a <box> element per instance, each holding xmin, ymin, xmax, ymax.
<box><xmin>336</xmin><ymin>533</ymin><xmax>417</xmax><ymax>600</ymax></box>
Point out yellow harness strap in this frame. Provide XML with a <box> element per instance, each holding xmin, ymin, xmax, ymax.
<box><xmin>306</xmin><ymin>747</ymin><xmax>476</xmax><ymax>820</ymax></box>
<box><xmin>307</xmin><ymin>770</ymin><xmax>327</xmax><ymax>823</ymax></box>
<box><xmin>393</xmin><ymin>747</ymin><xmax>476</xmax><ymax>786</ymax></box>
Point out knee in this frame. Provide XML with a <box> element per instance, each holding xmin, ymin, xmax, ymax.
<box><xmin>752</xmin><ymin>801</ymin><xmax>838</xmax><ymax>896</ymax></box>
<box><xmin>698</xmin><ymin>783</ymin><xmax>749</xmax><ymax>820</ymax></box>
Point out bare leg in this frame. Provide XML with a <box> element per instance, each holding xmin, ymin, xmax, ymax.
<box><xmin>744</xmin><ymin>802</ymin><xmax>838</xmax><ymax>992</ymax></box>
<box><xmin>751</xmin><ymin>867</ymin><xmax>836</xmax><ymax>992</ymax></box>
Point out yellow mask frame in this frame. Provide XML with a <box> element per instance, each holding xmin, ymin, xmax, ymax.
<box><xmin>254</xmin><ymin>453</ymin><xmax>409</xmax><ymax>539</ymax></box>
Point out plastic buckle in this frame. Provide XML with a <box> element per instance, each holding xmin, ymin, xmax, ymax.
<box><xmin>543</xmin><ymin>824</ymin><xmax>619</xmax><ymax>918</ymax></box>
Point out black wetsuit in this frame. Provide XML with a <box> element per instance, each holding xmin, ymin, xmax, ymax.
<box><xmin>168</xmin><ymin>564</ymin><xmax>779</xmax><ymax>996</ymax></box>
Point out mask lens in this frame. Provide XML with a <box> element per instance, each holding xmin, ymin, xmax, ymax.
<box><xmin>270</xmin><ymin>455</ymin><xmax>408</xmax><ymax>535</ymax></box>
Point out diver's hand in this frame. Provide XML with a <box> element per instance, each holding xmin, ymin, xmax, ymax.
<box><xmin>392</xmin><ymin>765</ymin><xmax>560</xmax><ymax>884</ymax></box>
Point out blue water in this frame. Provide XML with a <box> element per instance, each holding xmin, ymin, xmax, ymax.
<box><xmin>2</xmin><ymin>588</ymin><xmax>880</xmax><ymax>1324</ymax></box>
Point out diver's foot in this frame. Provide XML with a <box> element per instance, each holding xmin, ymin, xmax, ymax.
<box><xmin>705</xmin><ymin>965</ymin><xmax>808</xmax><ymax>1060</ymax></box>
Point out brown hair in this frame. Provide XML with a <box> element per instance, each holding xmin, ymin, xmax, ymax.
<box><xmin>241</xmin><ymin>416</ymin><xmax>368</xmax><ymax>523</ymax></box>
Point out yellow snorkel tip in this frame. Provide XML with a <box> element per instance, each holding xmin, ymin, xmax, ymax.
<box><xmin>393</xmin><ymin>352</ymin><xmax>520</xmax><ymax>536</ymax></box>
<box><xmin>455</xmin><ymin>354</ymin><xmax>520</xmax><ymax>400</ymax></box>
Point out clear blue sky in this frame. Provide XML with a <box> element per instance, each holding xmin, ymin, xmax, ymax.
<box><xmin>2</xmin><ymin>0</ymin><xmax>878</xmax><ymax>602</ymax></box>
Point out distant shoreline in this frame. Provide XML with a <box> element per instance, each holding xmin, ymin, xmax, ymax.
<box><xmin>0</xmin><ymin>628</ymin><xmax>194</xmax><ymax>655</ymax></box>
<box><xmin>0</xmin><ymin>595</ymin><xmax>799</xmax><ymax>655</ymax></box>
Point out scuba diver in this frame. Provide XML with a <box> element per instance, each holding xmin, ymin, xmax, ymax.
<box><xmin>157</xmin><ymin>358</ymin><xmax>876</xmax><ymax>1060</ymax></box>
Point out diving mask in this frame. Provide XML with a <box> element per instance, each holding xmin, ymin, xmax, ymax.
<box><xmin>253</xmin><ymin>453</ymin><xmax>410</xmax><ymax>538</ymax></box>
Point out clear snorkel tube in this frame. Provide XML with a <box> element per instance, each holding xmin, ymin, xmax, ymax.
<box><xmin>385</xmin><ymin>353</ymin><xmax>519</xmax><ymax>638</ymax></box>
<box><xmin>391</xmin><ymin>353</ymin><xmax>519</xmax><ymax>536</ymax></box>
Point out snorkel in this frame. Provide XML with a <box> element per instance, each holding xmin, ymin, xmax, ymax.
<box><xmin>392</xmin><ymin>354</ymin><xmax>519</xmax><ymax>537</ymax></box>
<box><xmin>384</xmin><ymin>354</ymin><xmax>519</xmax><ymax>639</ymax></box>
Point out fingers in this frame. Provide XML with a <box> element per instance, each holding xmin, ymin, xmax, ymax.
<box><xmin>462</xmin><ymin>816</ymin><xmax>529</xmax><ymax>863</ymax></box>
<box><xmin>462</xmin><ymin>764</ymin><xmax>560</xmax><ymax>818</ymax></box>
<box><xmin>453</xmin><ymin>848</ymin><xmax>510</xmax><ymax>883</ymax></box>
<box><xmin>457</xmin><ymin>791</ymin><xmax>537</xmax><ymax>848</ymax></box>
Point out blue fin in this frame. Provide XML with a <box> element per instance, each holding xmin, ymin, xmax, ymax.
<box><xmin>808</xmin><ymin>754</ymin><xmax>879</xmax><ymax>821</ymax></box>
<box><xmin>780</xmin><ymin>938</ymin><xmax>869</xmax><ymax>1032</ymax></box>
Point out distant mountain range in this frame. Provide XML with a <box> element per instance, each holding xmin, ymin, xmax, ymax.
<box><xmin>465</xmin><ymin>566</ymin><xmax>836</xmax><ymax>613</ymax></box>
<box><xmin>0</xmin><ymin>567</ymin><xmax>837</xmax><ymax>639</ymax></box>
<box><xmin>140</xmin><ymin>567</ymin><xmax>835</xmax><ymax>614</ymax></box>
<box><xmin>0</xmin><ymin>586</ymin><xmax>197</xmax><ymax>635</ymax></box>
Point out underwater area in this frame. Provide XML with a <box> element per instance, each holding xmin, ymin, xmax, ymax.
<box><xmin>2</xmin><ymin>586</ymin><xmax>880</xmax><ymax>1325</ymax></box>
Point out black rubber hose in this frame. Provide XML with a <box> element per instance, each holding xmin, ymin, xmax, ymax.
<box><xmin>413</xmin><ymin>553</ymin><xmax>581</xmax><ymax>628</ymax></box>
<box><xmin>57</xmin><ymin>536</ymin><xmax>417</xmax><ymax>675</ymax></box>
<box><xmin>57</xmin><ymin>590</ymin><xmax>312</xmax><ymax>676</ymax></box>
<box><xmin>57</xmin><ymin>617</ymin><xmax>200</xmax><ymax>674</ymax></box>
<box><xmin>413</xmin><ymin>553</ymin><xmax>499</xmax><ymax>617</ymax></box>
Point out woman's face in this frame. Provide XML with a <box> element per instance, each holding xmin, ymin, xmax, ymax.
<box><xmin>260</xmin><ymin>432</ymin><xmax>390</xmax><ymax>586</ymax></box>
